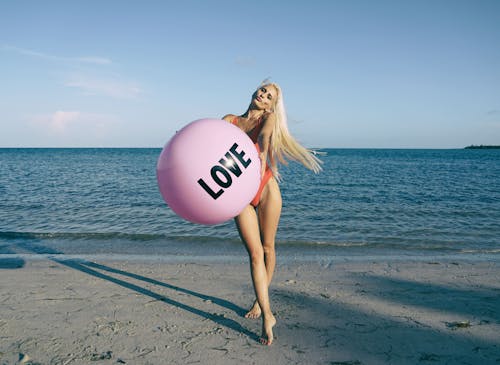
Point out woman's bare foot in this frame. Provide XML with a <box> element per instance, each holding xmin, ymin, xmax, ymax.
<box><xmin>260</xmin><ymin>314</ymin><xmax>276</xmax><ymax>346</ymax></box>
<box><xmin>244</xmin><ymin>300</ymin><xmax>262</xmax><ymax>319</ymax></box>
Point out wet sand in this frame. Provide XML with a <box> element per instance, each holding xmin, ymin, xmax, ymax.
<box><xmin>1</xmin><ymin>257</ymin><xmax>499</xmax><ymax>364</ymax></box>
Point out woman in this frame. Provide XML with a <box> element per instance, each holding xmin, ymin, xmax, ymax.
<box><xmin>223</xmin><ymin>81</ymin><xmax>322</xmax><ymax>345</ymax></box>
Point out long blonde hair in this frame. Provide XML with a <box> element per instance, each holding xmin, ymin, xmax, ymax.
<box><xmin>263</xmin><ymin>82</ymin><xmax>322</xmax><ymax>180</ymax></box>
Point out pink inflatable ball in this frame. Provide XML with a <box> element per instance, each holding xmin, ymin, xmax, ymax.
<box><xmin>157</xmin><ymin>118</ymin><xmax>261</xmax><ymax>225</ymax></box>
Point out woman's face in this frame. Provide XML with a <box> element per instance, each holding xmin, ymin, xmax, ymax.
<box><xmin>251</xmin><ymin>85</ymin><xmax>278</xmax><ymax>111</ymax></box>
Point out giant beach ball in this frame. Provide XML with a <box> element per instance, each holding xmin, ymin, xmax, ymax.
<box><xmin>156</xmin><ymin>118</ymin><xmax>261</xmax><ymax>225</ymax></box>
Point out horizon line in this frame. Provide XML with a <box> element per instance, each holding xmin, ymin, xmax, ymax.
<box><xmin>0</xmin><ymin>146</ymin><xmax>478</xmax><ymax>150</ymax></box>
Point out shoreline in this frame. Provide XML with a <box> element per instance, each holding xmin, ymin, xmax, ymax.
<box><xmin>1</xmin><ymin>251</ymin><xmax>500</xmax><ymax>266</ymax></box>
<box><xmin>1</xmin><ymin>257</ymin><xmax>499</xmax><ymax>364</ymax></box>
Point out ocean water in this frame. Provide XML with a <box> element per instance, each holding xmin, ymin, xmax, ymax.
<box><xmin>0</xmin><ymin>148</ymin><xmax>499</xmax><ymax>262</ymax></box>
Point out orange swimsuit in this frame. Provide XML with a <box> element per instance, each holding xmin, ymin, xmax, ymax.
<box><xmin>231</xmin><ymin>117</ymin><xmax>273</xmax><ymax>207</ymax></box>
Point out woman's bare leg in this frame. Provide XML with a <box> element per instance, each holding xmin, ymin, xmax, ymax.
<box><xmin>245</xmin><ymin>178</ymin><xmax>282</xmax><ymax>319</ymax></box>
<box><xmin>235</xmin><ymin>205</ymin><xmax>276</xmax><ymax>345</ymax></box>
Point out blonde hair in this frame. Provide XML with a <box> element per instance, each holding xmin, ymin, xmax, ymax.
<box><xmin>262</xmin><ymin>81</ymin><xmax>322</xmax><ymax>180</ymax></box>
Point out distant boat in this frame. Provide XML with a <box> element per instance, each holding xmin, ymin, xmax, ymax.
<box><xmin>464</xmin><ymin>145</ymin><xmax>500</xmax><ymax>149</ymax></box>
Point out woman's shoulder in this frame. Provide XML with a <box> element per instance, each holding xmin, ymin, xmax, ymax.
<box><xmin>222</xmin><ymin>114</ymin><xmax>238</xmax><ymax>123</ymax></box>
<box><xmin>261</xmin><ymin>111</ymin><xmax>276</xmax><ymax>125</ymax></box>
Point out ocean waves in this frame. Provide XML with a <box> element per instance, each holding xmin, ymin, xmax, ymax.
<box><xmin>1</xmin><ymin>230</ymin><xmax>498</xmax><ymax>257</ymax></box>
<box><xmin>1</xmin><ymin>148</ymin><xmax>499</xmax><ymax>258</ymax></box>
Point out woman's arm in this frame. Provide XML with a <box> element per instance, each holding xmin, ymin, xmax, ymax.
<box><xmin>257</xmin><ymin>112</ymin><xmax>276</xmax><ymax>176</ymax></box>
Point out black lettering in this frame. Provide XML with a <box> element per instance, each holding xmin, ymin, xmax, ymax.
<box><xmin>219</xmin><ymin>152</ymin><xmax>242</xmax><ymax>177</ymax></box>
<box><xmin>211</xmin><ymin>166</ymin><xmax>232</xmax><ymax>188</ymax></box>
<box><xmin>197</xmin><ymin>178</ymin><xmax>224</xmax><ymax>200</ymax></box>
<box><xmin>229</xmin><ymin>143</ymin><xmax>251</xmax><ymax>168</ymax></box>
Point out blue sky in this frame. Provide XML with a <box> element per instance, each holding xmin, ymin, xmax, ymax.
<box><xmin>1</xmin><ymin>0</ymin><xmax>499</xmax><ymax>148</ymax></box>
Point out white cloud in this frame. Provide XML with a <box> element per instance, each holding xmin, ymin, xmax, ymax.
<box><xmin>75</xmin><ymin>56</ymin><xmax>111</xmax><ymax>65</ymax></box>
<box><xmin>1</xmin><ymin>45</ymin><xmax>112</xmax><ymax>65</ymax></box>
<box><xmin>65</xmin><ymin>73</ymin><xmax>143</xmax><ymax>99</ymax></box>
<box><xmin>3</xmin><ymin>45</ymin><xmax>144</xmax><ymax>99</ymax></box>
<box><xmin>32</xmin><ymin>111</ymin><xmax>119</xmax><ymax>139</ymax></box>
<box><xmin>48</xmin><ymin>110</ymin><xmax>81</xmax><ymax>132</ymax></box>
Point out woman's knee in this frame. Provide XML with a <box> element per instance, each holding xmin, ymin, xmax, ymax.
<box><xmin>262</xmin><ymin>242</ymin><xmax>275</xmax><ymax>256</ymax></box>
<box><xmin>247</xmin><ymin>246</ymin><xmax>264</xmax><ymax>264</ymax></box>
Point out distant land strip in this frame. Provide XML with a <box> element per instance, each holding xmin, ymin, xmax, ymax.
<box><xmin>464</xmin><ymin>145</ymin><xmax>500</xmax><ymax>149</ymax></box>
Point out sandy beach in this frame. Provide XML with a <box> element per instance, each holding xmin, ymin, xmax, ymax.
<box><xmin>1</xmin><ymin>256</ymin><xmax>499</xmax><ymax>365</ymax></box>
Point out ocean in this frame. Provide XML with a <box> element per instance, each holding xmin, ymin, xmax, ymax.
<box><xmin>1</xmin><ymin>148</ymin><xmax>499</xmax><ymax>263</ymax></box>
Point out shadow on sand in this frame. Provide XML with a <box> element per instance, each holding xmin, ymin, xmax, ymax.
<box><xmin>10</xmin><ymin>240</ymin><xmax>256</xmax><ymax>342</ymax></box>
<box><xmin>0</xmin><ymin>244</ymin><xmax>25</xmax><ymax>269</ymax></box>
<box><xmin>271</xmin><ymin>267</ymin><xmax>500</xmax><ymax>364</ymax></box>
